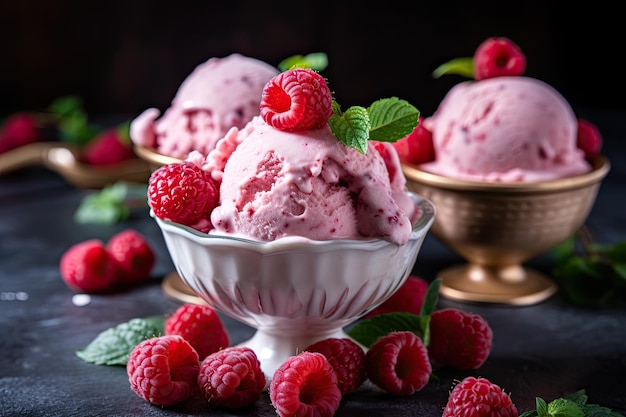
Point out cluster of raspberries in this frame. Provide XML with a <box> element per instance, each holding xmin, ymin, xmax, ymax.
<box><xmin>127</xmin><ymin>284</ymin><xmax>507</xmax><ymax>417</ymax></box>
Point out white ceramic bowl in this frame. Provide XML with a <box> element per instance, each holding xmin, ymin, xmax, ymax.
<box><xmin>154</xmin><ymin>192</ymin><xmax>435</xmax><ymax>376</ymax></box>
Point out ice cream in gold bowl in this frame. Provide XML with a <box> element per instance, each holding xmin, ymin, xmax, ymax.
<box><xmin>402</xmin><ymin>155</ymin><xmax>609</xmax><ymax>306</ymax></box>
<box><xmin>154</xmin><ymin>193</ymin><xmax>434</xmax><ymax>376</ymax></box>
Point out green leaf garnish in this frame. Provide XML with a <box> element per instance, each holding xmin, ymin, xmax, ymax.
<box><xmin>551</xmin><ymin>229</ymin><xmax>626</xmax><ymax>307</ymax></box>
<box><xmin>432</xmin><ymin>57</ymin><xmax>475</xmax><ymax>79</ymax></box>
<box><xmin>278</xmin><ymin>52</ymin><xmax>328</xmax><ymax>72</ymax></box>
<box><xmin>74</xmin><ymin>181</ymin><xmax>148</xmax><ymax>225</ymax></box>
<box><xmin>47</xmin><ymin>95</ymin><xmax>101</xmax><ymax>144</ymax></box>
<box><xmin>328</xmin><ymin>97</ymin><xmax>419</xmax><ymax>154</ymax></box>
<box><xmin>328</xmin><ymin>106</ymin><xmax>370</xmax><ymax>154</ymax></box>
<box><xmin>76</xmin><ymin>317</ymin><xmax>162</xmax><ymax>366</ymax></box>
<box><xmin>347</xmin><ymin>312</ymin><xmax>427</xmax><ymax>348</ymax></box>
<box><xmin>367</xmin><ymin>97</ymin><xmax>420</xmax><ymax>143</ymax></box>
<box><xmin>346</xmin><ymin>278</ymin><xmax>441</xmax><ymax>347</ymax></box>
<box><xmin>519</xmin><ymin>390</ymin><xmax>624</xmax><ymax>417</ymax></box>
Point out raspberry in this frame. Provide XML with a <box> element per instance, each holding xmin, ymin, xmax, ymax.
<box><xmin>106</xmin><ymin>229</ymin><xmax>155</xmax><ymax>285</ymax></box>
<box><xmin>127</xmin><ymin>335</ymin><xmax>200</xmax><ymax>407</ymax></box>
<box><xmin>270</xmin><ymin>351</ymin><xmax>342</xmax><ymax>417</ymax></box>
<box><xmin>164</xmin><ymin>304</ymin><xmax>230</xmax><ymax>360</ymax></box>
<box><xmin>59</xmin><ymin>239</ymin><xmax>119</xmax><ymax>293</ymax></box>
<box><xmin>392</xmin><ymin>117</ymin><xmax>436</xmax><ymax>165</ymax></box>
<box><xmin>304</xmin><ymin>337</ymin><xmax>366</xmax><ymax>395</ymax></box>
<box><xmin>82</xmin><ymin>126</ymin><xmax>135</xmax><ymax>166</ymax></box>
<box><xmin>365</xmin><ymin>331</ymin><xmax>432</xmax><ymax>396</ymax></box>
<box><xmin>473</xmin><ymin>37</ymin><xmax>526</xmax><ymax>80</ymax></box>
<box><xmin>364</xmin><ymin>275</ymin><xmax>429</xmax><ymax>319</ymax></box>
<box><xmin>197</xmin><ymin>346</ymin><xmax>266</xmax><ymax>409</ymax></box>
<box><xmin>442</xmin><ymin>376</ymin><xmax>518</xmax><ymax>417</ymax></box>
<box><xmin>428</xmin><ymin>308</ymin><xmax>493</xmax><ymax>370</ymax></box>
<box><xmin>260</xmin><ymin>68</ymin><xmax>333</xmax><ymax>131</ymax></box>
<box><xmin>147</xmin><ymin>161</ymin><xmax>219</xmax><ymax>230</ymax></box>
<box><xmin>577</xmin><ymin>118</ymin><xmax>603</xmax><ymax>159</ymax></box>
<box><xmin>0</xmin><ymin>112</ymin><xmax>43</xmax><ymax>154</ymax></box>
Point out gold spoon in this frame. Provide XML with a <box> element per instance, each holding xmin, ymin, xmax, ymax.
<box><xmin>0</xmin><ymin>142</ymin><xmax>152</xmax><ymax>189</ymax></box>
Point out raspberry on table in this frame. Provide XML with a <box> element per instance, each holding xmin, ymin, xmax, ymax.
<box><xmin>164</xmin><ymin>303</ymin><xmax>230</xmax><ymax>360</ymax></box>
<box><xmin>428</xmin><ymin>308</ymin><xmax>493</xmax><ymax>370</ymax></box>
<box><xmin>106</xmin><ymin>229</ymin><xmax>155</xmax><ymax>285</ymax></box>
<box><xmin>147</xmin><ymin>161</ymin><xmax>219</xmax><ymax>231</ymax></box>
<box><xmin>270</xmin><ymin>351</ymin><xmax>342</xmax><ymax>417</ymax></box>
<box><xmin>365</xmin><ymin>331</ymin><xmax>432</xmax><ymax>396</ymax></box>
<box><xmin>442</xmin><ymin>376</ymin><xmax>518</xmax><ymax>417</ymax></box>
<box><xmin>197</xmin><ymin>346</ymin><xmax>266</xmax><ymax>409</ymax></box>
<box><xmin>304</xmin><ymin>337</ymin><xmax>367</xmax><ymax>395</ymax></box>
<box><xmin>59</xmin><ymin>239</ymin><xmax>119</xmax><ymax>293</ymax></box>
<box><xmin>364</xmin><ymin>275</ymin><xmax>429</xmax><ymax>318</ymax></box>
<box><xmin>473</xmin><ymin>37</ymin><xmax>526</xmax><ymax>80</ymax></box>
<box><xmin>127</xmin><ymin>335</ymin><xmax>200</xmax><ymax>407</ymax></box>
<box><xmin>260</xmin><ymin>68</ymin><xmax>333</xmax><ymax>131</ymax></box>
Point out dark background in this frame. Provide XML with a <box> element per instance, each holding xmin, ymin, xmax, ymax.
<box><xmin>1</xmin><ymin>0</ymin><xmax>623</xmax><ymax>122</ymax></box>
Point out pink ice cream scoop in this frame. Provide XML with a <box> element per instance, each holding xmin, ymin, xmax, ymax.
<box><xmin>420</xmin><ymin>76</ymin><xmax>591</xmax><ymax>182</ymax></box>
<box><xmin>201</xmin><ymin>117</ymin><xmax>416</xmax><ymax>245</ymax></box>
<box><xmin>130</xmin><ymin>54</ymin><xmax>279</xmax><ymax>159</ymax></box>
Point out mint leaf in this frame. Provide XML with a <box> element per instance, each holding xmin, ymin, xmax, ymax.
<box><xmin>367</xmin><ymin>97</ymin><xmax>420</xmax><ymax>143</ymax></box>
<box><xmin>347</xmin><ymin>312</ymin><xmax>427</xmax><ymax>348</ymax></box>
<box><xmin>420</xmin><ymin>278</ymin><xmax>441</xmax><ymax>316</ymax></box>
<box><xmin>278</xmin><ymin>52</ymin><xmax>328</xmax><ymax>72</ymax></box>
<box><xmin>76</xmin><ymin>318</ymin><xmax>161</xmax><ymax>366</ymax></box>
<box><xmin>551</xmin><ymin>229</ymin><xmax>626</xmax><ymax>306</ymax></box>
<box><xmin>328</xmin><ymin>105</ymin><xmax>370</xmax><ymax>154</ymax></box>
<box><xmin>47</xmin><ymin>95</ymin><xmax>84</xmax><ymax>118</ymax></box>
<box><xmin>519</xmin><ymin>390</ymin><xmax>624</xmax><ymax>417</ymax></box>
<box><xmin>74</xmin><ymin>182</ymin><xmax>148</xmax><ymax>225</ymax></box>
<box><xmin>347</xmin><ymin>279</ymin><xmax>441</xmax><ymax>347</ymax></box>
<box><xmin>548</xmin><ymin>398</ymin><xmax>584</xmax><ymax>417</ymax></box>
<box><xmin>432</xmin><ymin>57</ymin><xmax>475</xmax><ymax>79</ymax></box>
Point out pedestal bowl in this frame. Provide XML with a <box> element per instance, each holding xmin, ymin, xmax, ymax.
<box><xmin>153</xmin><ymin>193</ymin><xmax>435</xmax><ymax>376</ymax></box>
<box><xmin>402</xmin><ymin>155</ymin><xmax>609</xmax><ymax>306</ymax></box>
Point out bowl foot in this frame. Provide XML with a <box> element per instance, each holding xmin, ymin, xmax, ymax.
<box><xmin>438</xmin><ymin>263</ymin><xmax>557</xmax><ymax>305</ymax></box>
<box><xmin>238</xmin><ymin>328</ymin><xmax>354</xmax><ymax>378</ymax></box>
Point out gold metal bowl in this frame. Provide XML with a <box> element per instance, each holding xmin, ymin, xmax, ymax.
<box><xmin>402</xmin><ymin>155</ymin><xmax>610</xmax><ymax>305</ymax></box>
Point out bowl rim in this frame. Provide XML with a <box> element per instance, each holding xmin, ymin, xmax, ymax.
<box><xmin>402</xmin><ymin>155</ymin><xmax>610</xmax><ymax>193</ymax></box>
<box><xmin>154</xmin><ymin>192</ymin><xmax>435</xmax><ymax>252</ymax></box>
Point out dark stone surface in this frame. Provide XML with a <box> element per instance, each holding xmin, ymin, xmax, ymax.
<box><xmin>1</xmin><ymin>109</ymin><xmax>625</xmax><ymax>416</ymax></box>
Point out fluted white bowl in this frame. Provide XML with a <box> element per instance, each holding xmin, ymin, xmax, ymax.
<box><xmin>154</xmin><ymin>192</ymin><xmax>435</xmax><ymax>376</ymax></box>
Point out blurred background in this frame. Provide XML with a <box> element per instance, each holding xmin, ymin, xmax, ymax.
<box><xmin>1</xmin><ymin>0</ymin><xmax>622</xmax><ymax>122</ymax></box>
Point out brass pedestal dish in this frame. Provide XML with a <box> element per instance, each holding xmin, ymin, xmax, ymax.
<box><xmin>402</xmin><ymin>156</ymin><xmax>610</xmax><ymax>305</ymax></box>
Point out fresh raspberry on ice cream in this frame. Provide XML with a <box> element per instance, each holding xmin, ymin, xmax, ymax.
<box><xmin>473</xmin><ymin>37</ymin><xmax>526</xmax><ymax>80</ymax></box>
<box><xmin>260</xmin><ymin>68</ymin><xmax>333</xmax><ymax>131</ymax></box>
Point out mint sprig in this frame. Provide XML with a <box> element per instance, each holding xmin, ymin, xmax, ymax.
<box><xmin>551</xmin><ymin>228</ymin><xmax>626</xmax><ymax>307</ymax></box>
<box><xmin>76</xmin><ymin>317</ymin><xmax>163</xmax><ymax>366</ymax></box>
<box><xmin>47</xmin><ymin>95</ymin><xmax>101</xmax><ymax>145</ymax></box>
<box><xmin>329</xmin><ymin>97</ymin><xmax>420</xmax><ymax>154</ymax></box>
<box><xmin>347</xmin><ymin>278</ymin><xmax>440</xmax><ymax>347</ymax></box>
<box><xmin>278</xmin><ymin>52</ymin><xmax>329</xmax><ymax>72</ymax></box>
<box><xmin>519</xmin><ymin>389</ymin><xmax>624</xmax><ymax>417</ymax></box>
<box><xmin>432</xmin><ymin>56</ymin><xmax>475</xmax><ymax>79</ymax></box>
<box><xmin>74</xmin><ymin>181</ymin><xmax>148</xmax><ymax>225</ymax></box>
